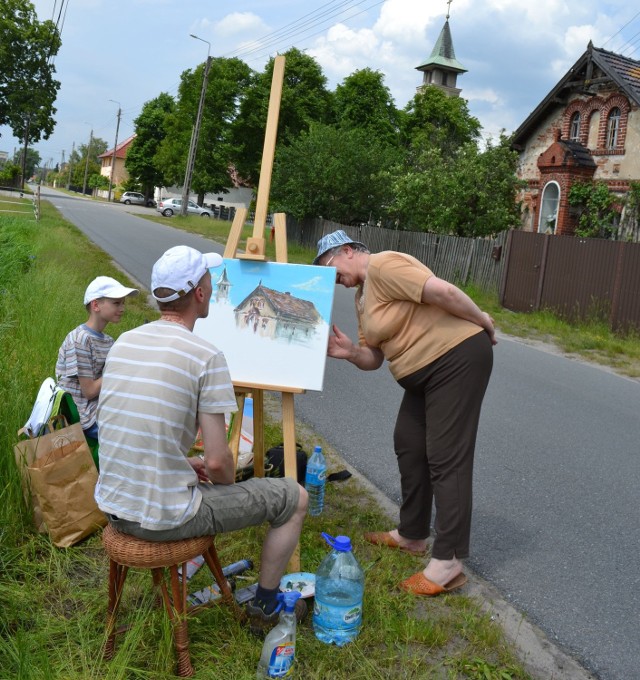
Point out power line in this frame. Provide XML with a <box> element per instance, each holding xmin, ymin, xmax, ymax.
<box><xmin>601</xmin><ymin>9</ymin><xmax>640</xmax><ymax>48</ymax></box>
<box><xmin>223</xmin><ymin>0</ymin><xmax>385</xmax><ymax>62</ymax></box>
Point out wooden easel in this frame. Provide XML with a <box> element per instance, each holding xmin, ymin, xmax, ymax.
<box><xmin>224</xmin><ymin>55</ymin><xmax>303</xmax><ymax>570</ymax></box>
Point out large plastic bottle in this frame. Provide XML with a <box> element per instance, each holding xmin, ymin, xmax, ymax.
<box><xmin>305</xmin><ymin>446</ymin><xmax>326</xmax><ymax>516</ymax></box>
<box><xmin>256</xmin><ymin>591</ymin><xmax>302</xmax><ymax>678</ymax></box>
<box><xmin>313</xmin><ymin>533</ymin><xmax>364</xmax><ymax>646</ymax></box>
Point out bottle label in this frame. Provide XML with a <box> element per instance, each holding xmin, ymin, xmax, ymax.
<box><xmin>314</xmin><ymin>600</ymin><xmax>362</xmax><ymax>630</ymax></box>
<box><xmin>267</xmin><ymin>643</ymin><xmax>295</xmax><ymax>677</ymax></box>
<box><xmin>306</xmin><ymin>468</ymin><xmax>326</xmax><ymax>485</ymax></box>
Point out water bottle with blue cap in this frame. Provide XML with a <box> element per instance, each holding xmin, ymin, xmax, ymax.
<box><xmin>313</xmin><ymin>533</ymin><xmax>365</xmax><ymax>645</ymax></box>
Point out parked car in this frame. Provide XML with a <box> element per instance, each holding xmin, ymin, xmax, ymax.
<box><xmin>156</xmin><ymin>198</ymin><xmax>211</xmax><ymax>217</ymax></box>
<box><xmin>119</xmin><ymin>191</ymin><xmax>156</xmax><ymax>207</ymax></box>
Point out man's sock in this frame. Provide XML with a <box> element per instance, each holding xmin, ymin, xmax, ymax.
<box><xmin>253</xmin><ymin>584</ymin><xmax>280</xmax><ymax>615</ymax></box>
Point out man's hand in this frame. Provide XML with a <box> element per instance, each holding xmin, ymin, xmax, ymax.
<box><xmin>187</xmin><ymin>455</ymin><xmax>210</xmax><ymax>483</ymax></box>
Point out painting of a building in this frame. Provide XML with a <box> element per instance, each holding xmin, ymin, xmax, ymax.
<box><xmin>194</xmin><ymin>258</ymin><xmax>335</xmax><ymax>392</ymax></box>
<box><xmin>234</xmin><ymin>282</ymin><xmax>321</xmax><ymax>344</ymax></box>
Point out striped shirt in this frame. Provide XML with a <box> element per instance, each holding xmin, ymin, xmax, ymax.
<box><xmin>94</xmin><ymin>320</ymin><xmax>237</xmax><ymax>530</ymax></box>
<box><xmin>56</xmin><ymin>324</ymin><xmax>113</xmax><ymax>429</ymax></box>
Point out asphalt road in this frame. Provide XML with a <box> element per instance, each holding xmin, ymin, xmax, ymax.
<box><xmin>43</xmin><ymin>187</ymin><xmax>640</xmax><ymax>680</ymax></box>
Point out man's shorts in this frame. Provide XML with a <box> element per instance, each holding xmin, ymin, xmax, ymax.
<box><xmin>108</xmin><ymin>476</ymin><xmax>300</xmax><ymax>542</ymax></box>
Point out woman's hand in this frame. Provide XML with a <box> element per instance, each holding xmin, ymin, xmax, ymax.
<box><xmin>328</xmin><ymin>324</ymin><xmax>384</xmax><ymax>370</ymax></box>
<box><xmin>327</xmin><ymin>324</ymin><xmax>356</xmax><ymax>360</ymax></box>
<box><xmin>481</xmin><ymin>312</ymin><xmax>498</xmax><ymax>345</ymax></box>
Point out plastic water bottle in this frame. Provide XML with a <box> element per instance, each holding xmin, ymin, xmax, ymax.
<box><xmin>256</xmin><ymin>591</ymin><xmax>302</xmax><ymax>678</ymax></box>
<box><xmin>305</xmin><ymin>446</ymin><xmax>326</xmax><ymax>516</ymax></box>
<box><xmin>313</xmin><ymin>533</ymin><xmax>364</xmax><ymax>646</ymax></box>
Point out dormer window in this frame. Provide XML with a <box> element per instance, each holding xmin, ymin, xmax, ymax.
<box><xmin>606</xmin><ymin>107</ymin><xmax>621</xmax><ymax>149</ymax></box>
<box><xmin>569</xmin><ymin>112</ymin><xmax>581</xmax><ymax>141</ymax></box>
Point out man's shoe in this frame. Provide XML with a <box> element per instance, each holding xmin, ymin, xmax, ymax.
<box><xmin>245</xmin><ymin>597</ymin><xmax>308</xmax><ymax>636</ymax></box>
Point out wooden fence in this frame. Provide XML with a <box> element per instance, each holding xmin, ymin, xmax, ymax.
<box><xmin>285</xmin><ymin>216</ymin><xmax>508</xmax><ymax>293</ymax></box>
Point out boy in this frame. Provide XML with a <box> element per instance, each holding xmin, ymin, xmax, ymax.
<box><xmin>56</xmin><ymin>276</ymin><xmax>138</xmax><ymax>441</ymax></box>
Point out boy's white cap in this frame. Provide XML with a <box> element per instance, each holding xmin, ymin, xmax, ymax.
<box><xmin>151</xmin><ymin>245</ymin><xmax>223</xmax><ymax>302</ymax></box>
<box><xmin>84</xmin><ymin>276</ymin><xmax>139</xmax><ymax>305</ymax></box>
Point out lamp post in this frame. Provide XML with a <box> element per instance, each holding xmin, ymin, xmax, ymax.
<box><xmin>107</xmin><ymin>100</ymin><xmax>121</xmax><ymax>202</ymax></box>
<box><xmin>180</xmin><ymin>34</ymin><xmax>212</xmax><ymax>216</ymax></box>
<box><xmin>82</xmin><ymin>124</ymin><xmax>93</xmax><ymax>196</ymax></box>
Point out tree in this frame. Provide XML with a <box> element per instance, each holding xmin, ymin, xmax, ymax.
<box><xmin>126</xmin><ymin>93</ymin><xmax>175</xmax><ymax>198</ymax></box>
<box><xmin>387</xmin><ymin>134</ymin><xmax>522</xmax><ymax>236</ymax></box>
<box><xmin>568</xmin><ymin>181</ymin><xmax>619</xmax><ymax>239</ymax></box>
<box><xmin>401</xmin><ymin>87</ymin><xmax>481</xmax><ymax>156</ymax></box>
<box><xmin>0</xmin><ymin>0</ymin><xmax>61</xmax><ymax>144</ymax></box>
<box><xmin>67</xmin><ymin>136</ymin><xmax>107</xmax><ymax>190</ymax></box>
<box><xmin>231</xmin><ymin>48</ymin><xmax>334</xmax><ymax>185</ymax></box>
<box><xmin>155</xmin><ymin>57</ymin><xmax>251</xmax><ymax>203</ymax></box>
<box><xmin>12</xmin><ymin>148</ymin><xmax>40</xmax><ymax>179</ymax></box>
<box><xmin>334</xmin><ymin>68</ymin><xmax>400</xmax><ymax>147</ymax></box>
<box><xmin>271</xmin><ymin>123</ymin><xmax>396</xmax><ymax>223</ymax></box>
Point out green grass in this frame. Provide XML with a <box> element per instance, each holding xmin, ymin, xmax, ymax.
<box><xmin>0</xmin><ymin>203</ymin><xmax>535</xmax><ymax>678</ymax></box>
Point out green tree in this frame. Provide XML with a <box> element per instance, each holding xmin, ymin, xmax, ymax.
<box><xmin>0</xmin><ymin>0</ymin><xmax>61</xmax><ymax>144</ymax></box>
<box><xmin>88</xmin><ymin>173</ymin><xmax>109</xmax><ymax>191</ymax></box>
<box><xmin>401</xmin><ymin>87</ymin><xmax>481</xmax><ymax>156</ymax></box>
<box><xmin>12</xmin><ymin>148</ymin><xmax>40</xmax><ymax>179</ymax></box>
<box><xmin>334</xmin><ymin>68</ymin><xmax>400</xmax><ymax>147</ymax></box>
<box><xmin>70</xmin><ymin>137</ymin><xmax>107</xmax><ymax>190</ymax></box>
<box><xmin>156</xmin><ymin>57</ymin><xmax>251</xmax><ymax>203</ymax></box>
<box><xmin>387</xmin><ymin>134</ymin><xmax>521</xmax><ymax>236</ymax></box>
<box><xmin>568</xmin><ymin>181</ymin><xmax>619</xmax><ymax>239</ymax></box>
<box><xmin>271</xmin><ymin>123</ymin><xmax>396</xmax><ymax>223</ymax></box>
<box><xmin>619</xmin><ymin>181</ymin><xmax>640</xmax><ymax>242</ymax></box>
<box><xmin>231</xmin><ymin>48</ymin><xmax>334</xmax><ymax>185</ymax></box>
<box><xmin>126</xmin><ymin>93</ymin><xmax>175</xmax><ymax>199</ymax></box>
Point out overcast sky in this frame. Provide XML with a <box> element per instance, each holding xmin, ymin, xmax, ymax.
<box><xmin>2</xmin><ymin>0</ymin><xmax>639</xmax><ymax>169</ymax></box>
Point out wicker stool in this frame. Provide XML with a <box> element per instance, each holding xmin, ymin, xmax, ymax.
<box><xmin>102</xmin><ymin>524</ymin><xmax>239</xmax><ymax>677</ymax></box>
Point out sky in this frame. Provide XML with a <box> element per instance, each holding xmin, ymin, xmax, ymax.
<box><xmin>2</xmin><ymin>0</ymin><xmax>640</xmax><ymax>170</ymax></box>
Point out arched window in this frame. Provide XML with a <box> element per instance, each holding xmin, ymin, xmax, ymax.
<box><xmin>569</xmin><ymin>112</ymin><xmax>581</xmax><ymax>141</ymax></box>
<box><xmin>539</xmin><ymin>182</ymin><xmax>560</xmax><ymax>234</ymax></box>
<box><xmin>606</xmin><ymin>107</ymin><xmax>621</xmax><ymax>149</ymax></box>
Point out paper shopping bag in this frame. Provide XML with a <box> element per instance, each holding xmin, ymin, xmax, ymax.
<box><xmin>14</xmin><ymin>419</ymin><xmax>106</xmax><ymax>544</ymax></box>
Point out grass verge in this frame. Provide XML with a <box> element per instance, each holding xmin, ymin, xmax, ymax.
<box><xmin>0</xmin><ymin>203</ymin><xmax>533</xmax><ymax>678</ymax></box>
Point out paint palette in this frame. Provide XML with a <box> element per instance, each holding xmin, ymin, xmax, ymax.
<box><xmin>280</xmin><ymin>572</ymin><xmax>316</xmax><ymax>598</ymax></box>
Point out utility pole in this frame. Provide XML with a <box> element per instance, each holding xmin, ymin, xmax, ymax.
<box><xmin>181</xmin><ymin>34</ymin><xmax>212</xmax><ymax>216</ymax></box>
<box><xmin>107</xmin><ymin>101</ymin><xmax>121</xmax><ymax>202</ymax></box>
<box><xmin>82</xmin><ymin>128</ymin><xmax>93</xmax><ymax>196</ymax></box>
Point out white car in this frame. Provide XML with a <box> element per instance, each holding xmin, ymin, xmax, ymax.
<box><xmin>156</xmin><ymin>198</ymin><xmax>211</xmax><ymax>217</ymax></box>
<box><xmin>119</xmin><ymin>191</ymin><xmax>155</xmax><ymax>207</ymax></box>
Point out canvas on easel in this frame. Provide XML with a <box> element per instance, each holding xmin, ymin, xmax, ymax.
<box><xmin>194</xmin><ymin>258</ymin><xmax>335</xmax><ymax>392</ymax></box>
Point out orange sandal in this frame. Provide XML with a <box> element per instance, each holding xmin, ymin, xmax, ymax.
<box><xmin>399</xmin><ymin>571</ymin><xmax>467</xmax><ymax>596</ymax></box>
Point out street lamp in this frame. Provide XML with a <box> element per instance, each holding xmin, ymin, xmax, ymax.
<box><xmin>82</xmin><ymin>123</ymin><xmax>93</xmax><ymax>197</ymax></box>
<box><xmin>180</xmin><ymin>34</ymin><xmax>212</xmax><ymax>216</ymax></box>
<box><xmin>107</xmin><ymin>100</ymin><xmax>122</xmax><ymax>202</ymax></box>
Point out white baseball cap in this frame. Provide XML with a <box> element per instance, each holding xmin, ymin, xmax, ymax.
<box><xmin>84</xmin><ymin>276</ymin><xmax>139</xmax><ymax>305</ymax></box>
<box><xmin>151</xmin><ymin>245</ymin><xmax>223</xmax><ymax>302</ymax></box>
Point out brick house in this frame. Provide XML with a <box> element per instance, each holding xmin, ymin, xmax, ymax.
<box><xmin>511</xmin><ymin>42</ymin><xmax>640</xmax><ymax>237</ymax></box>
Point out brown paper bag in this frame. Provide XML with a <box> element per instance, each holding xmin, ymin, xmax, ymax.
<box><xmin>14</xmin><ymin>419</ymin><xmax>106</xmax><ymax>546</ymax></box>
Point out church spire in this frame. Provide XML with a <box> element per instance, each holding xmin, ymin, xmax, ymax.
<box><xmin>415</xmin><ymin>1</ymin><xmax>467</xmax><ymax>97</ymax></box>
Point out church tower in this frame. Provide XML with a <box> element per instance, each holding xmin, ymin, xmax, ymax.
<box><xmin>416</xmin><ymin>1</ymin><xmax>466</xmax><ymax>98</ymax></box>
